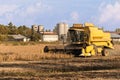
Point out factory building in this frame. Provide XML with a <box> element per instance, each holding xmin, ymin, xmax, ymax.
<box><xmin>31</xmin><ymin>23</ymin><xmax>69</xmax><ymax>42</ymax></box>
<box><xmin>31</xmin><ymin>25</ymin><xmax>58</xmax><ymax>42</ymax></box>
<box><xmin>110</xmin><ymin>33</ymin><xmax>120</xmax><ymax>42</ymax></box>
<box><xmin>41</xmin><ymin>32</ymin><xmax>58</xmax><ymax>42</ymax></box>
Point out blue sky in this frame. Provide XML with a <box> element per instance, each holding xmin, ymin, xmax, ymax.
<box><xmin>0</xmin><ymin>0</ymin><xmax>120</xmax><ymax>31</ymax></box>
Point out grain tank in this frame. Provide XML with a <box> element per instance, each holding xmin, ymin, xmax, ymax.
<box><xmin>44</xmin><ymin>23</ymin><xmax>114</xmax><ymax>56</ymax></box>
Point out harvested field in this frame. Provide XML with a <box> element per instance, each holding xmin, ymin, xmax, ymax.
<box><xmin>0</xmin><ymin>43</ymin><xmax>119</xmax><ymax>80</ymax></box>
<box><xmin>0</xmin><ymin>44</ymin><xmax>73</xmax><ymax>61</ymax></box>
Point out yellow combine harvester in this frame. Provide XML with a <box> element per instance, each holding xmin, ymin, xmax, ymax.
<box><xmin>44</xmin><ymin>23</ymin><xmax>114</xmax><ymax>56</ymax></box>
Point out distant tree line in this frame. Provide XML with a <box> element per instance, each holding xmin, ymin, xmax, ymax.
<box><xmin>0</xmin><ymin>22</ymin><xmax>119</xmax><ymax>41</ymax></box>
<box><xmin>0</xmin><ymin>22</ymin><xmax>41</xmax><ymax>41</ymax></box>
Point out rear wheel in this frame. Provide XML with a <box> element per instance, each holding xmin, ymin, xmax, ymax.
<box><xmin>102</xmin><ymin>48</ymin><xmax>109</xmax><ymax>56</ymax></box>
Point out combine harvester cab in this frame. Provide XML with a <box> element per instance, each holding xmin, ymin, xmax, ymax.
<box><xmin>44</xmin><ymin>23</ymin><xmax>114</xmax><ymax>57</ymax></box>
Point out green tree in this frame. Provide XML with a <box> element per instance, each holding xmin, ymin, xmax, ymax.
<box><xmin>17</xmin><ymin>25</ymin><xmax>32</xmax><ymax>37</ymax></box>
<box><xmin>0</xmin><ymin>34</ymin><xmax>8</xmax><ymax>41</ymax></box>
<box><xmin>31</xmin><ymin>32</ymin><xmax>41</xmax><ymax>41</ymax></box>
<box><xmin>0</xmin><ymin>24</ymin><xmax>9</xmax><ymax>34</ymax></box>
<box><xmin>7</xmin><ymin>22</ymin><xmax>17</xmax><ymax>34</ymax></box>
<box><xmin>17</xmin><ymin>25</ymin><xmax>41</xmax><ymax>41</ymax></box>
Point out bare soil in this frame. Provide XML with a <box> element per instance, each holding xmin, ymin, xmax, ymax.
<box><xmin>0</xmin><ymin>44</ymin><xmax>119</xmax><ymax>80</ymax></box>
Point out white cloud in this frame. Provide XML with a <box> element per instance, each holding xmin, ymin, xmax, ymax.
<box><xmin>70</xmin><ymin>11</ymin><xmax>79</xmax><ymax>22</ymax></box>
<box><xmin>10</xmin><ymin>1</ymin><xmax>52</xmax><ymax>19</ymax></box>
<box><xmin>61</xmin><ymin>11</ymin><xmax>80</xmax><ymax>23</ymax></box>
<box><xmin>0</xmin><ymin>1</ymin><xmax>52</xmax><ymax>25</ymax></box>
<box><xmin>0</xmin><ymin>5</ymin><xmax>18</xmax><ymax>16</ymax></box>
<box><xmin>99</xmin><ymin>1</ymin><xmax>120</xmax><ymax>24</ymax></box>
<box><xmin>19</xmin><ymin>1</ymin><xmax>52</xmax><ymax>17</ymax></box>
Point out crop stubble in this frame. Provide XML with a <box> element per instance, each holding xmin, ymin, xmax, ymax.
<box><xmin>0</xmin><ymin>44</ymin><xmax>119</xmax><ymax>80</ymax></box>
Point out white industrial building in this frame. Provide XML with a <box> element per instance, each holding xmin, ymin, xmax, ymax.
<box><xmin>111</xmin><ymin>33</ymin><xmax>120</xmax><ymax>42</ymax></box>
<box><xmin>31</xmin><ymin>23</ymin><xmax>69</xmax><ymax>42</ymax></box>
<box><xmin>42</xmin><ymin>32</ymin><xmax>58</xmax><ymax>42</ymax></box>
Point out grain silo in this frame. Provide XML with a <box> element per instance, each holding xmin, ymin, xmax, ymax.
<box><xmin>32</xmin><ymin>25</ymin><xmax>38</xmax><ymax>32</ymax></box>
<box><xmin>38</xmin><ymin>25</ymin><xmax>44</xmax><ymax>32</ymax></box>
<box><xmin>64</xmin><ymin>23</ymin><xmax>69</xmax><ymax>35</ymax></box>
<box><xmin>57</xmin><ymin>23</ymin><xmax>65</xmax><ymax>35</ymax></box>
<box><xmin>57</xmin><ymin>23</ymin><xmax>69</xmax><ymax>40</ymax></box>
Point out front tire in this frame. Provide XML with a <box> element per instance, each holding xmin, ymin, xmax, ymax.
<box><xmin>102</xmin><ymin>48</ymin><xmax>109</xmax><ymax>56</ymax></box>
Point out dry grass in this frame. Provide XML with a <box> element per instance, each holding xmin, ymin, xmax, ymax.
<box><xmin>0</xmin><ymin>43</ymin><xmax>119</xmax><ymax>79</ymax></box>
<box><xmin>0</xmin><ymin>43</ymin><xmax>119</xmax><ymax>62</ymax></box>
<box><xmin>113</xmin><ymin>44</ymin><xmax>120</xmax><ymax>55</ymax></box>
<box><xmin>0</xmin><ymin>44</ymin><xmax>73</xmax><ymax>62</ymax></box>
<box><xmin>0</xmin><ymin>56</ymin><xmax>119</xmax><ymax>80</ymax></box>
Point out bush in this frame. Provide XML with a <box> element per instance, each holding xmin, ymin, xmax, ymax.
<box><xmin>12</xmin><ymin>42</ymin><xmax>19</xmax><ymax>46</ymax></box>
<box><xmin>0</xmin><ymin>35</ymin><xmax>8</xmax><ymax>41</ymax></box>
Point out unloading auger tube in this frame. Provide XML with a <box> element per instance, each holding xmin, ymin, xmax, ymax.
<box><xmin>44</xmin><ymin>23</ymin><xmax>114</xmax><ymax>57</ymax></box>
